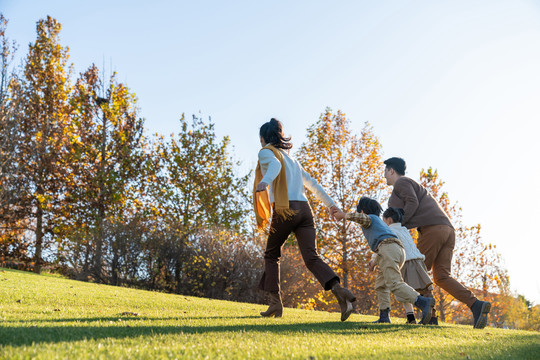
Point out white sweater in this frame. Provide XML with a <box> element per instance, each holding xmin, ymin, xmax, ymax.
<box><xmin>388</xmin><ymin>223</ymin><xmax>425</xmax><ymax>261</ymax></box>
<box><xmin>258</xmin><ymin>148</ymin><xmax>336</xmax><ymax>208</ymax></box>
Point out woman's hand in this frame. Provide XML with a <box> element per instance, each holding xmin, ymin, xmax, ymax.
<box><xmin>255</xmin><ymin>181</ymin><xmax>268</xmax><ymax>192</ymax></box>
<box><xmin>331</xmin><ymin>206</ymin><xmax>346</xmax><ymax>221</ymax></box>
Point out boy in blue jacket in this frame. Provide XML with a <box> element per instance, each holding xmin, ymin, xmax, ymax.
<box><xmin>332</xmin><ymin>196</ymin><xmax>435</xmax><ymax>324</ymax></box>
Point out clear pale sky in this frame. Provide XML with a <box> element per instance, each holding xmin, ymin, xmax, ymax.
<box><xmin>3</xmin><ymin>0</ymin><xmax>540</xmax><ymax>304</ymax></box>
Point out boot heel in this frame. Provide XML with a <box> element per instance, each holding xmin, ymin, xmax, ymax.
<box><xmin>260</xmin><ymin>308</ymin><xmax>283</xmax><ymax>317</ymax></box>
<box><xmin>260</xmin><ymin>292</ymin><xmax>283</xmax><ymax>318</ymax></box>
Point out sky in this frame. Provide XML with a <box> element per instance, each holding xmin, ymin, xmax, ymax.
<box><xmin>2</xmin><ymin>0</ymin><xmax>540</xmax><ymax>304</ymax></box>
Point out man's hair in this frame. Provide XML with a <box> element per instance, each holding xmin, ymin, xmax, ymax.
<box><xmin>356</xmin><ymin>196</ymin><xmax>383</xmax><ymax>216</ymax></box>
<box><xmin>384</xmin><ymin>157</ymin><xmax>406</xmax><ymax>175</ymax></box>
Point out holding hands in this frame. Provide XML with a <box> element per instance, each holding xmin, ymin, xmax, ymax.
<box><xmin>331</xmin><ymin>206</ymin><xmax>347</xmax><ymax>221</ymax></box>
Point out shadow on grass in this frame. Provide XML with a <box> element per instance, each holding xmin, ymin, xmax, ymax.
<box><xmin>2</xmin><ymin>319</ymin><xmax>540</xmax><ymax>359</ymax></box>
<box><xmin>4</xmin><ymin>315</ymin><xmax>262</xmax><ymax>324</ymax></box>
<box><xmin>0</xmin><ymin>319</ymin><xmax>413</xmax><ymax>346</ymax></box>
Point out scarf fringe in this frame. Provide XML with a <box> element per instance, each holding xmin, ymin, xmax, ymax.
<box><xmin>273</xmin><ymin>207</ymin><xmax>298</xmax><ymax>221</ymax></box>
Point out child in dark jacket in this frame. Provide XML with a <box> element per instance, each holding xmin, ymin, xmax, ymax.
<box><xmin>332</xmin><ymin>196</ymin><xmax>435</xmax><ymax>324</ymax></box>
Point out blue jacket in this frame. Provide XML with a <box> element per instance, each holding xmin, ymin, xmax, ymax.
<box><xmin>361</xmin><ymin>214</ymin><xmax>398</xmax><ymax>251</ymax></box>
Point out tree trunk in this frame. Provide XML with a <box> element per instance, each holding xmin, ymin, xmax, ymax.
<box><xmin>437</xmin><ymin>287</ymin><xmax>446</xmax><ymax>322</ymax></box>
<box><xmin>175</xmin><ymin>258</ymin><xmax>182</xmax><ymax>294</ymax></box>
<box><xmin>93</xmin><ymin>108</ymin><xmax>107</xmax><ymax>282</ymax></box>
<box><xmin>93</xmin><ymin>210</ymin><xmax>104</xmax><ymax>281</ymax></box>
<box><xmin>82</xmin><ymin>239</ymin><xmax>91</xmax><ymax>275</ymax></box>
<box><xmin>33</xmin><ymin>201</ymin><xmax>43</xmax><ymax>274</ymax></box>
<box><xmin>111</xmin><ymin>243</ymin><xmax>119</xmax><ymax>286</ymax></box>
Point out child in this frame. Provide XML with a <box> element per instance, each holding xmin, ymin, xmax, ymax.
<box><xmin>370</xmin><ymin>207</ymin><xmax>434</xmax><ymax>324</ymax></box>
<box><xmin>332</xmin><ymin>196</ymin><xmax>435</xmax><ymax>325</ymax></box>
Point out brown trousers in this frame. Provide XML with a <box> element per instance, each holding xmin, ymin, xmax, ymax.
<box><xmin>417</xmin><ymin>224</ymin><xmax>477</xmax><ymax>307</ymax></box>
<box><xmin>258</xmin><ymin>201</ymin><xmax>339</xmax><ymax>293</ymax></box>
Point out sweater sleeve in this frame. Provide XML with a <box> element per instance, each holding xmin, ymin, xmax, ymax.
<box><xmin>300</xmin><ymin>167</ymin><xmax>336</xmax><ymax>208</ymax></box>
<box><xmin>258</xmin><ymin>149</ymin><xmax>281</xmax><ymax>185</ymax></box>
<box><xmin>394</xmin><ymin>179</ymin><xmax>419</xmax><ymax>226</ymax></box>
<box><xmin>345</xmin><ymin>212</ymin><xmax>372</xmax><ymax>228</ymax></box>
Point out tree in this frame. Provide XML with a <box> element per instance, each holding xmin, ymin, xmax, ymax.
<box><xmin>294</xmin><ymin>108</ymin><xmax>387</xmax><ymax>312</ymax></box>
<box><xmin>143</xmin><ymin>115</ymin><xmax>250</xmax><ymax>293</ymax></box>
<box><xmin>8</xmin><ymin>16</ymin><xmax>72</xmax><ymax>273</ymax></box>
<box><xmin>63</xmin><ymin>64</ymin><xmax>145</xmax><ymax>282</ymax></box>
<box><xmin>0</xmin><ymin>13</ymin><xmax>24</xmax><ymax>265</ymax></box>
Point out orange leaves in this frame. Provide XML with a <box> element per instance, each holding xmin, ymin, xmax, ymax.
<box><xmin>290</xmin><ymin>108</ymin><xmax>386</xmax><ymax>313</ymax></box>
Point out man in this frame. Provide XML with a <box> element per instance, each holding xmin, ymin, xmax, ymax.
<box><xmin>383</xmin><ymin>157</ymin><xmax>491</xmax><ymax>329</ymax></box>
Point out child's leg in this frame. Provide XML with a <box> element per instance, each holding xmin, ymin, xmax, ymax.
<box><xmin>375</xmin><ymin>268</ymin><xmax>391</xmax><ymax>310</ymax></box>
<box><xmin>403</xmin><ymin>302</ymin><xmax>414</xmax><ymax>313</ymax></box>
<box><xmin>403</xmin><ymin>302</ymin><xmax>416</xmax><ymax>324</ymax></box>
<box><xmin>377</xmin><ymin>243</ymin><xmax>419</xmax><ymax>304</ymax></box>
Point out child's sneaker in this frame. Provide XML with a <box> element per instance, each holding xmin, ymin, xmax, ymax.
<box><xmin>372</xmin><ymin>308</ymin><xmax>391</xmax><ymax>323</ymax></box>
<box><xmin>406</xmin><ymin>313</ymin><xmax>416</xmax><ymax>324</ymax></box>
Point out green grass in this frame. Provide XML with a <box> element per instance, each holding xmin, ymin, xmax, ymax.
<box><xmin>0</xmin><ymin>268</ymin><xmax>539</xmax><ymax>359</ymax></box>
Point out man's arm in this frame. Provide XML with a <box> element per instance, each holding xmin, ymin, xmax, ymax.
<box><xmin>393</xmin><ymin>179</ymin><xmax>419</xmax><ymax>225</ymax></box>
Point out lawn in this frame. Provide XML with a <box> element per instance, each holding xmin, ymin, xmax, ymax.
<box><xmin>0</xmin><ymin>268</ymin><xmax>539</xmax><ymax>359</ymax></box>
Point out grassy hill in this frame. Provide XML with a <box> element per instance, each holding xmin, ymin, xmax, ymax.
<box><xmin>0</xmin><ymin>268</ymin><xmax>539</xmax><ymax>359</ymax></box>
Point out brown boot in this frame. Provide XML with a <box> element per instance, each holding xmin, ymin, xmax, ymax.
<box><xmin>260</xmin><ymin>292</ymin><xmax>283</xmax><ymax>318</ymax></box>
<box><xmin>331</xmin><ymin>283</ymin><xmax>356</xmax><ymax>321</ymax></box>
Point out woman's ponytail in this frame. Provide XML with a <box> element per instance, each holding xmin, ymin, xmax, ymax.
<box><xmin>259</xmin><ymin>118</ymin><xmax>293</xmax><ymax>150</ymax></box>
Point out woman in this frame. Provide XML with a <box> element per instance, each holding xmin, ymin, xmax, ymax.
<box><xmin>254</xmin><ymin>118</ymin><xmax>356</xmax><ymax>321</ymax></box>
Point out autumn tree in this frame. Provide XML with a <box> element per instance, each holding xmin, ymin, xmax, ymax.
<box><xmin>63</xmin><ymin>64</ymin><xmax>145</xmax><ymax>282</ymax></box>
<box><xmin>0</xmin><ymin>13</ymin><xmax>24</xmax><ymax>264</ymax></box>
<box><xmin>0</xmin><ymin>13</ymin><xmax>15</xmax><ymax>112</ymax></box>
<box><xmin>418</xmin><ymin>167</ymin><xmax>509</xmax><ymax>324</ymax></box>
<box><xmin>143</xmin><ymin>115</ymin><xmax>250</xmax><ymax>293</ymax></box>
<box><xmin>293</xmin><ymin>108</ymin><xmax>387</xmax><ymax>312</ymax></box>
<box><xmin>0</xmin><ymin>13</ymin><xmax>18</xmax><ymax>219</ymax></box>
<box><xmin>506</xmin><ymin>297</ymin><xmax>540</xmax><ymax>331</ymax></box>
<box><xmin>7</xmin><ymin>16</ymin><xmax>72</xmax><ymax>273</ymax></box>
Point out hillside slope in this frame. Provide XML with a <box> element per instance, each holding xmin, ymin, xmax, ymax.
<box><xmin>0</xmin><ymin>268</ymin><xmax>539</xmax><ymax>359</ymax></box>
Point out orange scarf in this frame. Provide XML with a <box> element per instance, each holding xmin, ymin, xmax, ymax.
<box><xmin>253</xmin><ymin>144</ymin><xmax>296</xmax><ymax>231</ymax></box>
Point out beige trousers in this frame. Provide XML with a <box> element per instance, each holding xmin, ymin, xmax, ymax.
<box><xmin>375</xmin><ymin>241</ymin><xmax>420</xmax><ymax>310</ymax></box>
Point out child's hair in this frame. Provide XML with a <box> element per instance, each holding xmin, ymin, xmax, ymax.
<box><xmin>259</xmin><ymin>118</ymin><xmax>293</xmax><ymax>150</ymax></box>
<box><xmin>382</xmin><ymin>207</ymin><xmax>405</xmax><ymax>224</ymax></box>
<box><xmin>356</xmin><ymin>196</ymin><xmax>382</xmax><ymax>216</ymax></box>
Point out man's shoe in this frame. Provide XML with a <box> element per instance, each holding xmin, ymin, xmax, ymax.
<box><xmin>373</xmin><ymin>308</ymin><xmax>391</xmax><ymax>323</ymax></box>
<box><xmin>427</xmin><ymin>316</ymin><xmax>439</xmax><ymax>325</ymax></box>
<box><xmin>331</xmin><ymin>283</ymin><xmax>356</xmax><ymax>321</ymax></box>
<box><xmin>471</xmin><ymin>300</ymin><xmax>491</xmax><ymax>329</ymax></box>
<box><xmin>414</xmin><ymin>295</ymin><xmax>435</xmax><ymax>325</ymax></box>
<box><xmin>260</xmin><ymin>292</ymin><xmax>283</xmax><ymax>318</ymax></box>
